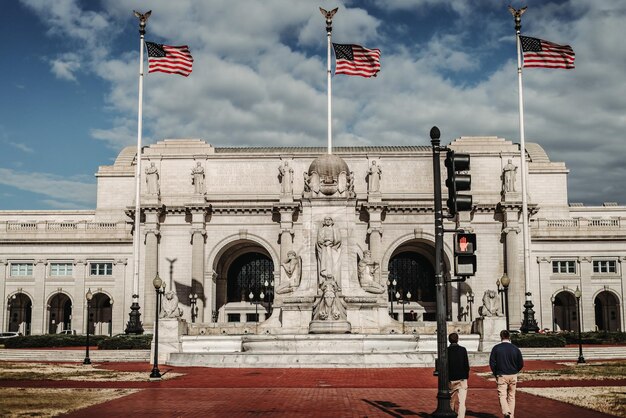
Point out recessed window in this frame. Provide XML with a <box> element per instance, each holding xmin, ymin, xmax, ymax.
<box><xmin>50</xmin><ymin>263</ymin><xmax>73</xmax><ymax>276</ymax></box>
<box><xmin>90</xmin><ymin>262</ymin><xmax>113</xmax><ymax>276</ymax></box>
<box><xmin>593</xmin><ymin>260</ymin><xmax>617</xmax><ymax>274</ymax></box>
<box><xmin>10</xmin><ymin>263</ymin><xmax>33</xmax><ymax>276</ymax></box>
<box><xmin>552</xmin><ymin>260</ymin><xmax>576</xmax><ymax>274</ymax></box>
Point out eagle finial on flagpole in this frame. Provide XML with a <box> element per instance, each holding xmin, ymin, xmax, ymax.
<box><xmin>319</xmin><ymin>7</ymin><xmax>338</xmax><ymax>33</ymax></box>
<box><xmin>508</xmin><ymin>5</ymin><xmax>526</xmax><ymax>32</ymax></box>
<box><xmin>133</xmin><ymin>10</ymin><xmax>152</xmax><ymax>35</ymax></box>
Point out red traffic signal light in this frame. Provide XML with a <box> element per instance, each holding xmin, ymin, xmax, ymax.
<box><xmin>454</xmin><ymin>232</ymin><xmax>476</xmax><ymax>276</ymax></box>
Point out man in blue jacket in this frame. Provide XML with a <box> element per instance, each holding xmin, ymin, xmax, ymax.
<box><xmin>447</xmin><ymin>332</ymin><xmax>470</xmax><ymax>418</ymax></box>
<box><xmin>489</xmin><ymin>330</ymin><xmax>524</xmax><ymax>418</ymax></box>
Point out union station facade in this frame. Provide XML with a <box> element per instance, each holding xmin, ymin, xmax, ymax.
<box><xmin>0</xmin><ymin>137</ymin><xmax>624</xmax><ymax>336</ymax></box>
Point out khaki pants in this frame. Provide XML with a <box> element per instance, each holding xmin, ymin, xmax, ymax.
<box><xmin>449</xmin><ymin>379</ymin><xmax>468</xmax><ymax>418</ymax></box>
<box><xmin>496</xmin><ymin>374</ymin><xmax>518</xmax><ymax>417</ymax></box>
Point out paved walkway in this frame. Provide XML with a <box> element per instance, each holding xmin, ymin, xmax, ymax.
<box><xmin>1</xmin><ymin>360</ymin><xmax>621</xmax><ymax>417</ymax></box>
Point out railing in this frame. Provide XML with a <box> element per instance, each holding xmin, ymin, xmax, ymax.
<box><xmin>545</xmin><ymin>219</ymin><xmax>579</xmax><ymax>228</ymax></box>
<box><xmin>3</xmin><ymin>221</ymin><xmax>129</xmax><ymax>233</ymax></box>
<box><xmin>535</xmin><ymin>217</ymin><xmax>622</xmax><ymax>231</ymax></box>
<box><xmin>7</xmin><ymin>222</ymin><xmax>37</xmax><ymax>230</ymax></box>
<box><xmin>589</xmin><ymin>218</ymin><xmax>619</xmax><ymax>227</ymax></box>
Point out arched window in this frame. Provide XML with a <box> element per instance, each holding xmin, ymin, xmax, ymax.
<box><xmin>227</xmin><ymin>253</ymin><xmax>274</xmax><ymax>303</ymax></box>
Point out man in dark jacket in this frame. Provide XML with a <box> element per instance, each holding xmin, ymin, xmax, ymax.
<box><xmin>489</xmin><ymin>330</ymin><xmax>524</xmax><ymax>418</ymax></box>
<box><xmin>447</xmin><ymin>332</ymin><xmax>470</xmax><ymax>418</ymax></box>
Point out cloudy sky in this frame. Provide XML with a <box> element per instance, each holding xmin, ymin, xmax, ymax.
<box><xmin>0</xmin><ymin>0</ymin><xmax>624</xmax><ymax>210</ymax></box>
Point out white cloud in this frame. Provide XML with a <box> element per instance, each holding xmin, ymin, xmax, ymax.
<box><xmin>18</xmin><ymin>0</ymin><xmax>626</xmax><ymax>205</ymax></box>
<box><xmin>0</xmin><ymin>168</ymin><xmax>96</xmax><ymax>207</ymax></box>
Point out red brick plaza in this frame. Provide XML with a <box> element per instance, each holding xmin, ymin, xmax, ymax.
<box><xmin>3</xmin><ymin>360</ymin><xmax>621</xmax><ymax>417</ymax></box>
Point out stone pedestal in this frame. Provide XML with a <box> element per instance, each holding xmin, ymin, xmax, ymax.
<box><xmin>309</xmin><ymin>320</ymin><xmax>351</xmax><ymax>334</ymax></box>
<box><xmin>475</xmin><ymin>316</ymin><xmax>506</xmax><ymax>352</ymax></box>
<box><xmin>152</xmin><ymin>318</ymin><xmax>187</xmax><ymax>363</ymax></box>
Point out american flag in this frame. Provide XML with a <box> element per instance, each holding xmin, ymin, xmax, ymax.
<box><xmin>332</xmin><ymin>43</ymin><xmax>381</xmax><ymax>78</ymax></box>
<box><xmin>520</xmin><ymin>36</ymin><xmax>575</xmax><ymax>69</ymax></box>
<box><xmin>146</xmin><ymin>42</ymin><xmax>194</xmax><ymax>77</ymax></box>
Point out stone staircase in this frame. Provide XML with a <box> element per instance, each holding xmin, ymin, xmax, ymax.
<box><xmin>167</xmin><ymin>334</ymin><xmax>488</xmax><ymax>368</ymax></box>
<box><xmin>0</xmin><ymin>349</ymin><xmax>150</xmax><ymax>363</ymax></box>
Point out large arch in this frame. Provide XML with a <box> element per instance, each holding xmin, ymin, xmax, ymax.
<box><xmin>47</xmin><ymin>292</ymin><xmax>73</xmax><ymax>334</ymax></box>
<box><xmin>7</xmin><ymin>292</ymin><xmax>32</xmax><ymax>335</ymax></box>
<box><xmin>211</xmin><ymin>238</ymin><xmax>277</xmax><ymax>323</ymax></box>
<box><xmin>90</xmin><ymin>292</ymin><xmax>113</xmax><ymax>336</ymax></box>
<box><xmin>384</xmin><ymin>237</ymin><xmax>443</xmax><ymax>322</ymax></box>
<box><xmin>594</xmin><ymin>290</ymin><xmax>621</xmax><ymax>331</ymax></box>
<box><xmin>552</xmin><ymin>290</ymin><xmax>577</xmax><ymax>332</ymax></box>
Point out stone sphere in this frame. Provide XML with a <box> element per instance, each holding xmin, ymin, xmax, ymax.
<box><xmin>308</xmin><ymin>154</ymin><xmax>350</xmax><ymax>196</ymax></box>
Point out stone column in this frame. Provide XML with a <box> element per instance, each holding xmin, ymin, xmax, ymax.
<box><xmin>363</xmin><ymin>203</ymin><xmax>386</xmax><ymax>280</ymax></box>
<box><xmin>0</xmin><ymin>260</ymin><xmax>7</xmax><ymax>332</ymax></box>
<box><xmin>143</xmin><ymin>228</ymin><xmax>160</xmax><ymax>330</ymax></box>
<box><xmin>504</xmin><ymin>226</ymin><xmax>522</xmax><ymax>328</ymax></box>
<box><xmin>274</xmin><ymin>203</ymin><xmax>297</xmax><ymax>291</ymax></box>
<box><xmin>190</xmin><ymin>228</ymin><xmax>206</xmax><ymax>322</ymax></box>
<box><xmin>579</xmin><ymin>256</ymin><xmax>593</xmax><ymax>332</ymax></box>
<box><xmin>33</xmin><ymin>259</ymin><xmax>46</xmax><ymax>335</ymax></box>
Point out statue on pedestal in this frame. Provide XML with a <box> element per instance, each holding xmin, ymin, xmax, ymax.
<box><xmin>145</xmin><ymin>162</ymin><xmax>160</xmax><ymax>195</ymax></box>
<box><xmin>161</xmin><ymin>290</ymin><xmax>182</xmax><ymax>318</ymax></box>
<box><xmin>278</xmin><ymin>161</ymin><xmax>294</xmax><ymax>195</ymax></box>
<box><xmin>479</xmin><ymin>289</ymin><xmax>502</xmax><ymax>317</ymax></box>
<box><xmin>191</xmin><ymin>162</ymin><xmax>205</xmax><ymax>194</ymax></box>
<box><xmin>316</xmin><ymin>216</ymin><xmax>342</xmax><ymax>283</ymax></box>
<box><xmin>503</xmin><ymin>159</ymin><xmax>517</xmax><ymax>193</ymax></box>
<box><xmin>312</xmin><ymin>278</ymin><xmax>347</xmax><ymax>321</ymax></box>
<box><xmin>358</xmin><ymin>250</ymin><xmax>385</xmax><ymax>294</ymax></box>
<box><xmin>367</xmin><ymin>161</ymin><xmax>382</xmax><ymax>193</ymax></box>
<box><xmin>276</xmin><ymin>250</ymin><xmax>302</xmax><ymax>294</ymax></box>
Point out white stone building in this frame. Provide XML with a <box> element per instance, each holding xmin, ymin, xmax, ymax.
<box><xmin>0</xmin><ymin>137</ymin><xmax>623</xmax><ymax>336</ymax></box>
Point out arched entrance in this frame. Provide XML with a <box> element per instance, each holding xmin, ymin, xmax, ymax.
<box><xmin>91</xmin><ymin>293</ymin><xmax>113</xmax><ymax>336</ymax></box>
<box><xmin>553</xmin><ymin>291</ymin><xmax>577</xmax><ymax>331</ymax></box>
<box><xmin>595</xmin><ymin>291</ymin><xmax>621</xmax><ymax>331</ymax></box>
<box><xmin>7</xmin><ymin>293</ymin><xmax>32</xmax><ymax>335</ymax></box>
<box><xmin>48</xmin><ymin>293</ymin><xmax>72</xmax><ymax>334</ymax></box>
<box><xmin>388</xmin><ymin>247</ymin><xmax>436</xmax><ymax>321</ymax></box>
<box><xmin>214</xmin><ymin>241</ymin><xmax>276</xmax><ymax>323</ymax></box>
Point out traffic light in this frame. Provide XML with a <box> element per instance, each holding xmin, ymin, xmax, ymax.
<box><xmin>454</xmin><ymin>232</ymin><xmax>477</xmax><ymax>276</ymax></box>
<box><xmin>444</xmin><ymin>151</ymin><xmax>472</xmax><ymax>216</ymax></box>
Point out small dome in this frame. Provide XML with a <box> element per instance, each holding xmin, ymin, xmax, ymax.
<box><xmin>308</xmin><ymin>154</ymin><xmax>349</xmax><ymax>178</ymax></box>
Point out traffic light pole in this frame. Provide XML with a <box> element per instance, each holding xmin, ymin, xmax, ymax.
<box><xmin>430</xmin><ymin>126</ymin><xmax>456</xmax><ymax>418</ymax></box>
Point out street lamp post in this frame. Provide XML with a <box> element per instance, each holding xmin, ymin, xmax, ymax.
<box><xmin>396</xmin><ymin>291</ymin><xmax>412</xmax><ymax>334</ymax></box>
<box><xmin>387</xmin><ymin>279</ymin><xmax>397</xmax><ymax>319</ymax></box>
<box><xmin>83</xmin><ymin>289</ymin><xmax>93</xmax><ymax>365</ymax></box>
<box><xmin>150</xmin><ymin>274</ymin><xmax>164</xmax><ymax>379</ymax></box>
<box><xmin>500</xmin><ymin>273</ymin><xmax>510</xmax><ymax>331</ymax></box>
<box><xmin>189</xmin><ymin>293</ymin><xmax>198</xmax><ymax>323</ymax></box>
<box><xmin>550</xmin><ymin>295</ymin><xmax>556</xmax><ymax>332</ymax></box>
<box><xmin>263</xmin><ymin>278</ymin><xmax>274</xmax><ymax>317</ymax></box>
<box><xmin>574</xmin><ymin>286</ymin><xmax>585</xmax><ymax>364</ymax></box>
<box><xmin>466</xmin><ymin>292</ymin><xmax>474</xmax><ymax>322</ymax></box>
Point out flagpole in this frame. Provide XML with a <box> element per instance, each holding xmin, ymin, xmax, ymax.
<box><xmin>320</xmin><ymin>8</ymin><xmax>337</xmax><ymax>154</ymax></box>
<box><xmin>510</xmin><ymin>6</ymin><xmax>539</xmax><ymax>333</ymax></box>
<box><xmin>126</xmin><ymin>10</ymin><xmax>151</xmax><ymax>335</ymax></box>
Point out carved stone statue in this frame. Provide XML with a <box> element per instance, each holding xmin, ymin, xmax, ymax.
<box><xmin>160</xmin><ymin>290</ymin><xmax>182</xmax><ymax>318</ymax></box>
<box><xmin>191</xmin><ymin>162</ymin><xmax>205</xmax><ymax>194</ymax></box>
<box><xmin>479</xmin><ymin>289</ymin><xmax>502</xmax><ymax>317</ymax></box>
<box><xmin>145</xmin><ymin>162</ymin><xmax>159</xmax><ymax>195</ymax></box>
<box><xmin>316</xmin><ymin>216</ymin><xmax>342</xmax><ymax>283</ymax></box>
<box><xmin>347</xmin><ymin>171</ymin><xmax>355</xmax><ymax>196</ymax></box>
<box><xmin>309</xmin><ymin>171</ymin><xmax>320</xmax><ymax>194</ymax></box>
<box><xmin>503</xmin><ymin>159</ymin><xmax>517</xmax><ymax>193</ymax></box>
<box><xmin>275</xmin><ymin>250</ymin><xmax>302</xmax><ymax>294</ymax></box>
<box><xmin>303</xmin><ymin>171</ymin><xmax>311</xmax><ymax>193</ymax></box>
<box><xmin>312</xmin><ymin>278</ymin><xmax>347</xmax><ymax>321</ymax></box>
<box><xmin>278</xmin><ymin>161</ymin><xmax>294</xmax><ymax>195</ymax></box>
<box><xmin>337</xmin><ymin>171</ymin><xmax>347</xmax><ymax>194</ymax></box>
<box><xmin>368</xmin><ymin>161</ymin><xmax>382</xmax><ymax>193</ymax></box>
<box><xmin>358</xmin><ymin>250</ymin><xmax>385</xmax><ymax>294</ymax></box>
